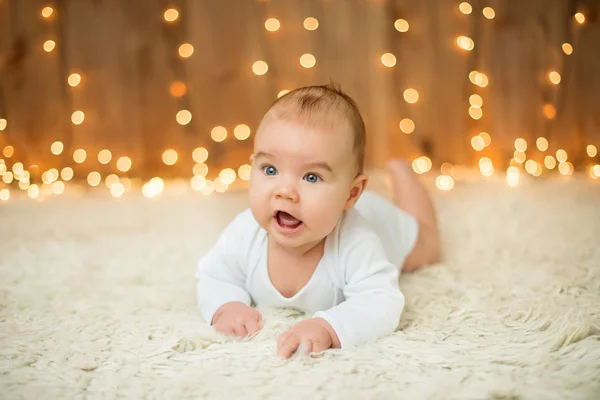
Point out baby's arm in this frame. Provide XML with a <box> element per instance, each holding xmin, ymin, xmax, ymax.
<box><xmin>312</xmin><ymin>231</ymin><xmax>405</xmax><ymax>349</ymax></box>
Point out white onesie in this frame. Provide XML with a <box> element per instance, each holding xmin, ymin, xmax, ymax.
<box><xmin>195</xmin><ymin>191</ymin><xmax>419</xmax><ymax>348</ymax></box>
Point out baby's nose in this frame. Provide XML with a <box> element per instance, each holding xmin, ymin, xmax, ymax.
<box><xmin>274</xmin><ymin>186</ymin><xmax>298</xmax><ymax>202</ymax></box>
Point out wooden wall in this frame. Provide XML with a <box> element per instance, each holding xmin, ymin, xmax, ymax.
<box><xmin>0</xmin><ymin>0</ymin><xmax>599</xmax><ymax>181</ymax></box>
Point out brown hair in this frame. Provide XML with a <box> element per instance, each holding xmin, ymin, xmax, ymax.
<box><xmin>259</xmin><ymin>83</ymin><xmax>366</xmax><ymax>173</ymax></box>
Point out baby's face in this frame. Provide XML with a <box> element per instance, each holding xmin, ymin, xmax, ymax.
<box><xmin>249</xmin><ymin>118</ymin><xmax>362</xmax><ymax>252</ymax></box>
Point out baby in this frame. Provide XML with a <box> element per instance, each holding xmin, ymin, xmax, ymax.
<box><xmin>196</xmin><ymin>84</ymin><xmax>440</xmax><ymax>359</ymax></box>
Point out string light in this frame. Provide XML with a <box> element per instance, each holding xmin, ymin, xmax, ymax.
<box><xmin>98</xmin><ymin>149</ymin><xmax>112</xmax><ymax>164</ymax></box>
<box><xmin>300</xmin><ymin>53</ymin><xmax>316</xmax><ymax>68</ymax></box>
<box><xmin>0</xmin><ymin>118</ymin><xmax>7</xmax><ymax>130</ymax></box>
<box><xmin>2</xmin><ymin>171</ymin><xmax>13</xmax><ymax>184</ymax></box>
<box><xmin>456</xmin><ymin>36</ymin><xmax>474</xmax><ymax>51</ymax></box>
<box><xmin>192</xmin><ymin>147</ymin><xmax>209</xmax><ymax>163</ymax></box>
<box><xmin>105</xmin><ymin>174</ymin><xmax>119</xmax><ymax>188</ymax></box>
<box><xmin>51</xmin><ymin>141</ymin><xmax>64</xmax><ymax>155</ymax></box>
<box><xmin>238</xmin><ymin>164</ymin><xmax>252</xmax><ymax>181</ymax></box>
<box><xmin>0</xmin><ymin>189</ymin><xmax>9</xmax><ymax>201</ymax></box>
<box><xmin>178</xmin><ymin>43</ymin><xmax>194</xmax><ymax>58</ymax></box>
<box><xmin>514</xmin><ymin>151</ymin><xmax>526</xmax><ymax>163</ymax></box>
<box><xmin>548</xmin><ymin>71</ymin><xmax>561</xmax><ymax>84</ymax></box>
<box><xmin>544</xmin><ymin>155</ymin><xmax>557</xmax><ymax>169</ymax></box>
<box><xmin>394</xmin><ymin>19</ymin><xmax>410</xmax><ymax>33</ymax></box>
<box><xmin>142</xmin><ymin>177</ymin><xmax>164</xmax><ymax>198</ymax></box>
<box><xmin>73</xmin><ymin>149</ymin><xmax>87</xmax><ymax>163</ymax></box>
<box><xmin>265</xmin><ymin>18</ymin><xmax>280</xmax><ymax>32</ymax></box>
<box><xmin>87</xmin><ymin>172</ymin><xmax>101</xmax><ymax>186</ymax></box>
<box><xmin>234</xmin><ymin>124</ymin><xmax>251</xmax><ymax>140</ymax></box>
<box><xmin>252</xmin><ymin>61</ymin><xmax>269</xmax><ymax>75</ymax></box>
<box><xmin>556</xmin><ymin>149</ymin><xmax>567</xmax><ymax>163</ymax></box>
<box><xmin>19</xmin><ymin>180</ymin><xmax>30</xmax><ymax>190</ymax></box>
<box><xmin>587</xmin><ymin>145</ymin><xmax>597</xmax><ymax>157</ymax></box>
<box><xmin>215</xmin><ymin>178</ymin><xmax>230</xmax><ymax>193</ymax></box>
<box><xmin>469</xmin><ymin>94</ymin><xmax>483</xmax><ymax>108</ymax></box>
<box><xmin>479</xmin><ymin>132</ymin><xmax>491</xmax><ymax>147</ymax></box>
<box><xmin>219</xmin><ymin>168</ymin><xmax>237</xmax><ymax>185</ymax></box>
<box><xmin>536</xmin><ymin>137</ymin><xmax>549</xmax><ymax>151</ymax></box>
<box><xmin>479</xmin><ymin>157</ymin><xmax>494</xmax><ymax>176</ymax></box>
<box><xmin>459</xmin><ymin>2</ymin><xmax>472</xmax><ymax>14</ymax></box>
<box><xmin>162</xmin><ymin>149</ymin><xmax>178</xmax><ymax>165</ymax></box>
<box><xmin>278</xmin><ymin>90</ymin><xmax>290</xmax><ymax>98</ymax></box>
<box><xmin>170</xmin><ymin>81</ymin><xmax>187</xmax><ymax>97</ymax></box>
<box><xmin>403</xmin><ymin>88</ymin><xmax>419</xmax><ymax>104</ymax></box>
<box><xmin>472</xmin><ymin>72</ymin><xmax>489</xmax><ymax>87</ymax></box>
<box><xmin>193</xmin><ymin>163</ymin><xmax>208</xmax><ymax>177</ymax></box>
<box><xmin>41</xmin><ymin>6</ymin><xmax>54</xmax><ymax>18</ymax></box>
<box><xmin>381</xmin><ymin>53</ymin><xmax>397</xmax><ymax>67</ymax></box>
<box><xmin>201</xmin><ymin>180</ymin><xmax>215</xmax><ymax>195</ymax></box>
<box><xmin>304</xmin><ymin>17</ymin><xmax>319</xmax><ymax>31</ymax></box>
<box><xmin>68</xmin><ymin>73</ymin><xmax>81</xmax><ymax>87</ymax></box>
<box><xmin>43</xmin><ymin>40</ymin><xmax>56</xmax><ymax>52</ymax></box>
<box><xmin>61</xmin><ymin>167</ymin><xmax>74</xmax><ymax>181</ymax></box>
<box><xmin>412</xmin><ymin>156</ymin><xmax>432</xmax><ymax>174</ymax></box>
<box><xmin>558</xmin><ymin>162</ymin><xmax>574</xmax><ymax>175</ymax></box>
<box><xmin>590</xmin><ymin>165</ymin><xmax>600</xmax><ymax>179</ymax></box>
<box><xmin>469</xmin><ymin>107</ymin><xmax>483</xmax><ymax>120</ymax></box>
<box><xmin>28</xmin><ymin>184</ymin><xmax>40</xmax><ymax>199</ymax></box>
<box><xmin>574</xmin><ymin>12</ymin><xmax>585</xmax><ymax>24</ymax></box>
<box><xmin>471</xmin><ymin>136</ymin><xmax>485</xmax><ymax>151</ymax></box>
<box><xmin>110</xmin><ymin>182</ymin><xmax>124</xmax><ymax>197</ymax></box>
<box><xmin>176</xmin><ymin>110</ymin><xmax>192</xmax><ymax>125</ymax></box>
<box><xmin>482</xmin><ymin>7</ymin><xmax>495</xmax><ymax>19</ymax></box>
<box><xmin>399</xmin><ymin>119</ymin><xmax>415</xmax><ymax>134</ymax></box>
<box><xmin>436</xmin><ymin>175</ymin><xmax>454</xmax><ymax>191</ymax></box>
<box><xmin>441</xmin><ymin>163</ymin><xmax>455</xmax><ymax>176</ymax></box>
<box><xmin>514</xmin><ymin>138</ymin><xmax>528</xmax><ymax>152</ymax></box>
<box><xmin>562</xmin><ymin>43</ymin><xmax>573</xmax><ymax>55</ymax></box>
<box><xmin>3</xmin><ymin>146</ymin><xmax>14</xmax><ymax>158</ymax></box>
<box><xmin>506</xmin><ymin>166</ymin><xmax>520</xmax><ymax>187</ymax></box>
<box><xmin>191</xmin><ymin>175</ymin><xmax>206</xmax><ymax>190</ymax></box>
<box><xmin>0</xmin><ymin>163</ymin><xmax>5</xmax><ymax>175</ymax></box>
<box><xmin>116</xmin><ymin>157</ymin><xmax>132</xmax><ymax>172</ymax></box>
<box><xmin>211</xmin><ymin>126</ymin><xmax>227</xmax><ymax>142</ymax></box>
<box><xmin>52</xmin><ymin>181</ymin><xmax>65</xmax><ymax>195</ymax></box>
<box><xmin>543</xmin><ymin>104</ymin><xmax>556</xmax><ymax>119</ymax></box>
<box><xmin>71</xmin><ymin>110</ymin><xmax>85</xmax><ymax>125</ymax></box>
<box><xmin>164</xmin><ymin>8</ymin><xmax>179</xmax><ymax>22</ymax></box>
<box><xmin>12</xmin><ymin>162</ymin><xmax>24</xmax><ymax>175</ymax></box>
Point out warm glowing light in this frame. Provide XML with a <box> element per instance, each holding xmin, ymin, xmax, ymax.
<box><xmin>0</xmin><ymin>189</ymin><xmax>9</xmax><ymax>201</ymax></box>
<box><xmin>43</xmin><ymin>40</ymin><xmax>56</xmax><ymax>52</ymax></box>
<box><xmin>238</xmin><ymin>164</ymin><xmax>252</xmax><ymax>181</ymax></box>
<box><xmin>252</xmin><ymin>61</ymin><xmax>268</xmax><ymax>75</ymax></box>
<box><xmin>544</xmin><ymin>155</ymin><xmax>556</xmax><ymax>169</ymax></box>
<box><xmin>562</xmin><ymin>43</ymin><xmax>573</xmax><ymax>55</ymax></box>
<box><xmin>590</xmin><ymin>165</ymin><xmax>600</xmax><ymax>179</ymax></box>
<box><xmin>548</xmin><ymin>71</ymin><xmax>561</xmax><ymax>84</ymax></box>
<box><xmin>514</xmin><ymin>138</ymin><xmax>527</xmax><ymax>152</ymax></box>
<box><xmin>441</xmin><ymin>162</ymin><xmax>454</xmax><ymax>176</ymax></box>
<box><xmin>105</xmin><ymin>174</ymin><xmax>119</xmax><ymax>188</ymax></box>
<box><xmin>110</xmin><ymin>182</ymin><xmax>125</xmax><ymax>197</ymax></box>
<box><xmin>219</xmin><ymin>168</ymin><xmax>237</xmax><ymax>185</ymax></box>
<box><xmin>51</xmin><ymin>141</ymin><xmax>64</xmax><ymax>155</ymax></box>
<box><xmin>471</xmin><ymin>136</ymin><xmax>485</xmax><ymax>151</ymax></box>
<box><xmin>214</xmin><ymin>178</ymin><xmax>228</xmax><ymax>193</ymax></box>
<box><xmin>41</xmin><ymin>6</ymin><xmax>54</xmax><ymax>18</ymax></box>
<box><xmin>543</xmin><ymin>104</ymin><xmax>556</xmax><ymax>119</ymax></box>
<box><xmin>381</xmin><ymin>53</ymin><xmax>397</xmax><ymax>67</ymax></box>
<box><xmin>121</xmin><ymin>178</ymin><xmax>131</xmax><ymax>190</ymax></box>
<box><xmin>87</xmin><ymin>172</ymin><xmax>101</xmax><ymax>187</ymax></box>
<box><xmin>479</xmin><ymin>132</ymin><xmax>491</xmax><ymax>147</ymax></box>
<box><xmin>404</xmin><ymin>88</ymin><xmax>419</xmax><ymax>104</ymax></box>
<box><xmin>234</xmin><ymin>124</ymin><xmax>251</xmax><ymax>140</ymax></box>
<box><xmin>514</xmin><ymin>151</ymin><xmax>526</xmax><ymax>163</ymax></box>
<box><xmin>536</xmin><ymin>137</ymin><xmax>549</xmax><ymax>151</ymax></box>
<box><xmin>506</xmin><ymin>166</ymin><xmax>520</xmax><ymax>187</ymax></box>
<box><xmin>201</xmin><ymin>180</ymin><xmax>215</xmax><ymax>195</ymax></box>
<box><xmin>211</xmin><ymin>126</ymin><xmax>227</xmax><ymax>142</ymax></box>
<box><xmin>193</xmin><ymin>147</ymin><xmax>209</xmax><ymax>163</ymax></box>
<box><xmin>556</xmin><ymin>149</ymin><xmax>567</xmax><ymax>163</ymax></box>
<box><xmin>525</xmin><ymin>160</ymin><xmax>538</xmax><ymax>175</ymax></box>
<box><xmin>304</xmin><ymin>17</ymin><xmax>319</xmax><ymax>31</ymax></box>
<box><xmin>170</xmin><ymin>81</ymin><xmax>187</xmax><ymax>97</ymax></box>
<box><xmin>300</xmin><ymin>53</ymin><xmax>316</xmax><ymax>68</ymax></box>
<box><xmin>456</xmin><ymin>36</ymin><xmax>474</xmax><ymax>51</ymax></box>
<box><xmin>143</xmin><ymin>177</ymin><xmax>164</xmax><ymax>198</ymax></box>
<box><xmin>117</xmin><ymin>156</ymin><xmax>132</xmax><ymax>172</ymax></box>
<box><xmin>558</xmin><ymin>162</ymin><xmax>574</xmax><ymax>175</ymax></box>
<box><xmin>162</xmin><ymin>149</ymin><xmax>178</xmax><ymax>165</ymax></box>
<box><xmin>586</xmin><ymin>145</ymin><xmax>597</xmax><ymax>157</ymax></box>
<box><xmin>0</xmin><ymin>164</ymin><xmax>6</xmax><ymax>176</ymax></box>
<box><xmin>399</xmin><ymin>118</ymin><xmax>415</xmax><ymax>134</ymax></box>
<box><xmin>278</xmin><ymin>90</ymin><xmax>290</xmax><ymax>98</ymax></box>
<box><xmin>61</xmin><ymin>167</ymin><xmax>74</xmax><ymax>181</ymax></box>
<box><xmin>52</xmin><ymin>181</ymin><xmax>65</xmax><ymax>195</ymax></box>
<box><xmin>3</xmin><ymin>145</ymin><xmax>14</xmax><ymax>158</ymax></box>
<box><xmin>193</xmin><ymin>163</ymin><xmax>208</xmax><ymax>177</ymax></box>
<box><xmin>191</xmin><ymin>175</ymin><xmax>206</xmax><ymax>191</ymax></box>
<box><xmin>436</xmin><ymin>175</ymin><xmax>455</xmax><ymax>191</ymax></box>
<box><xmin>28</xmin><ymin>184</ymin><xmax>40</xmax><ymax>199</ymax></box>
<box><xmin>482</xmin><ymin>7</ymin><xmax>495</xmax><ymax>19</ymax></box>
<box><xmin>479</xmin><ymin>157</ymin><xmax>494</xmax><ymax>177</ymax></box>
<box><xmin>98</xmin><ymin>149</ymin><xmax>112</xmax><ymax>164</ymax></box>
<box><xmin>469</xmin><ymin>94</ymin><xmax>483</xmax><ymax>108</ymax></box>
<box><xmin>73</xmin><ymin>149</ymin><xmax>87</xmax><ymax>163</ymax></box>
<box><xmin>265</xmin><ymin>18</ymin><xmax>280</xmax><ymax>32</ymax></box>
<box><xmin>68</xmin><ymin>73</ymin><xmax>81</xmax><ymax>87</ymax></box>
<box><xmin>574</xmin><ymin>12</ymin><xmax>585</xmax><ymax>24</ymax></box>
<box><xmin>391</xmin><ymin>19</ymin><xmax>409</xmax><ymax>34</ymax></box>
<box><xmin>164</xmin><ymin>8</ymin><xmax>179</xmax><ymax>22</ymax></box>
<box><xmin>71</xmin><ymin>110</ymin><xmax>85</xmax><ymax>125</ymax></box>
<box><xmin>0</xmin><ymin>119</ymin><xmax>6</xmax><ymax>130</ymax></box>
<box><xmin>178</xmin><ymin>43</ymin><xmax>194</xmax><ymax>58</ymax></box>
<box><xmin>474</xmin><ymin>73</ymin><xmax>488</xmax><ymax>87</ymax></box>
<box><xmin>2</xmin><ymin>171</ymin><xmax>13</xmax><ymax>184</ymax></box>
<box><xmin>469</xmin><ymin>106</ymin><xmax>483</xmax><ymax>120</ymax></box>
<box><xmin>12</xmin><ymin>162</ymin><xmax>24</xmax><ymax>175</ymax></box>
<box><xmin>176</xmin><ymin>109</ymin><xmax>192</xmax><ymax>125</ymax></box>
<box><xmin>459</xmin><ymin>2</ymin><xmax>472</xmax><ymax>14</ymax></box>
<box><xmin>412</xmin><ymin>156</ymin><xmax>432</xmax><ymax>174</ymax></box>
<box><xmin>19</xmin><ymin>180</ymin><xmax>30</xmax><ymax>190</ymax></box>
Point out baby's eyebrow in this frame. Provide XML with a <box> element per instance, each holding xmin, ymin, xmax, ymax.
<box><xmin>304</xmin><ymin>162</ymin><xmax>333</xmax><ymax>173</ymax></box>
<box><xmin>253</xmin><ymin>151</ymin><xmax>273</xmax><ymax>160</ymax></box>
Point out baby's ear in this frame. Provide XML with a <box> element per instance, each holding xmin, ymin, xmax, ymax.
<box><xmin>344</xmin><ymin>174</ymin><xmax>368</xmax><ymax>210</ymax></box>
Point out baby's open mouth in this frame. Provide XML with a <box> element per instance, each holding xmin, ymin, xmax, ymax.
<box><xmin>275</xmin><ymin>211</ymin><xmax>303</xmax><ymax>229</ymax></box>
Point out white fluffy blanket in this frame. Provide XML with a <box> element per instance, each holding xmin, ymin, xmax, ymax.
<box><xmin>1</xmin><ymin>173</ymin><xmax>599</xmax><ymax>399</ymax></box>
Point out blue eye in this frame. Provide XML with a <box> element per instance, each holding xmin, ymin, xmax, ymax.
<box><xmin>262</xmin><ymin>165</ymin><xmax>278</xmax><ymax>176</ymax></box>
<box><xmin>304</xmin><ymin>173</ymin><xmax>321</xmax><ymax>183</ymax></box>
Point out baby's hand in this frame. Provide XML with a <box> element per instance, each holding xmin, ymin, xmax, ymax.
<box><xmin>277</xmin><ymin>318</ymin><xmax>337</xmax><ymax>359</ymax></box>
<box><xmin>212</xmin><ymin>302</ymin><xmax>263</xmax><ymax>338</ymax></box>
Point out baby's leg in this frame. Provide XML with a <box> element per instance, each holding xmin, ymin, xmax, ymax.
<box><xmin>388</xmin><ymin>159</ymin><xmax>440</xmax><ymax>272</ymax></box>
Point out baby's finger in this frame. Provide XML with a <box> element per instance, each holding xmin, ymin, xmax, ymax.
<box><xmin>277</xmin><ymin>335</ymin><xmax>300</xmax><ymax>359</ymax></box>
<box><xmin>215</xmin><ymin>325</ymin><xmax>236</xmax><ymax>337</ymax></box>
<box><xmin>310</xmin><ymin>340</ymin><xmax>328</xmax><ymax>357</ymax></box>
<box><xmin>298</xmin><ymin>339</ymin><xmax>313</xmax><ymax>356</ymax></box>
<box><xmin>232</xmin><ymin>324</ymin><xmax>248</xmax><ymax>338</ymax></box>
<box><xmin>244</xmin><ymin>319</ymin><xmax>262</xmax><ymax>335</ymax></box>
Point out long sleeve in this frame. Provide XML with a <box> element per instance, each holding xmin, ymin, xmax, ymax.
<box><xmin>313</xmin><ymin>229</ymin><xmax>405</xmax><ymax>349</ymax></box>
<box><xmin>195</xmin><ymin>212</ymin><xmax>253</xmax><ymax>325</ymax></box>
